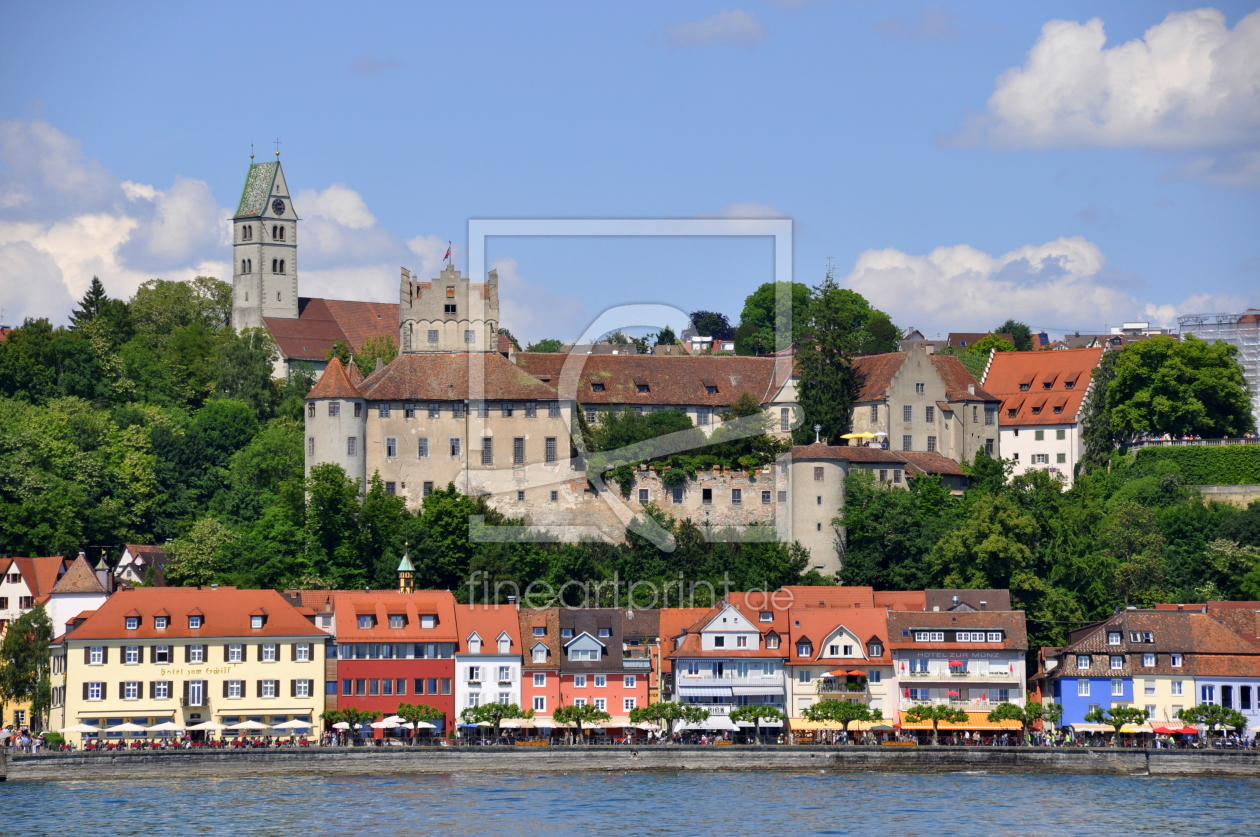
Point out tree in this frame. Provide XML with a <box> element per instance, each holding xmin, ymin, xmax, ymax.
<box><xmin>525</xmin><ymin>338</ymin><xmax>563</xmax><ymax>353</ymax></box>
<box><xmin>130</xmin><ymin>277</ymin><xmax>231</xmax><ymax>337</ymax></box>
<box><xmin>333</xmin><ymin>706</ymin><xmax>379</xmax><ymax>744</ymax></box>
<box><xmin>1178</xmin><ymin>704</ymin><xmax>1248</xmax><ymax>746</ymax></box>
<box><xmin>968</xmin><ymin>334</ymin><xmax>1017</xmax><ymax>355</ymax></box>
<box><xmin>793</xmin><ymin>275</ymin><xmax>874</xmax><ymax>444</ymax></box>
<box><xmin>629</xmin><ymin>701</ymin><xmax>710</xmax><ymax>742</ymax></box>
<box><xmin>802</xmin><ymin>699</ymin><xmax>881</xmax><ymax>736</ymax></box>
<box><xmin>460</xmin><ymin>702</ymin><xmax>531</xmax><ymax>742</ymax></box>
<box><xmin>728</xmin><ymin>704</ymin><xmax>785</xmax><ymax>742</ymax></box>
<box><xmin>987</xmin><ymin>701</ymin><xmax>1040</xmax><ymax>743</ymax></box>
<box><xmin>903</xmin><ymin>704</ymin><xmax>969</xmax><ymax>745</ymax></box>
<box><xmin>928</xmin><ymin>493</ymin><xmax>1037</xmax><ymax>590</ymax></box>
<box><xmin>735</xmin><ymin>281</ymin><xmax>811</xmax><ymax>355</ymax></box>
<box><xmin>864</xmin><ymin>310</ymin><xmax>903</xmax><ymax>353</ymax></box>
<box><xmin>0</xmin><ymin>605</ymin><xmax>53</xmax><ymax>730</ymax></box>
<box><xmin>1107</xmin><ymin>335</ymin><xmax>1255</xmax><ymax>442</ymax></box>
<box><xmin>653</xmin><ymin>325</ymin><xmax>677</xmax><ymax>347</ymax></box>
<box><xmin>397</xmin><ymin>702</ymin><xmax>445</xmax><ymax>744</ymax></box>
<box><xmin>357</xmin><ymin>334</ymin><xmax>398</xmax><ymax>372</ymax></box>
<box><xmin>995</xmin><ymin>320</ymin><xmax>1033</xmax><ymax>352</ymax></box>
<box><xmin>165</xmin><ymin>517</ymin><xmax>237</xmax><ymax>586</ymax></box>
<box><xmin>688</xmin><ymin>311</ymin><xmax>732</xmax><ymax>340</ymax></box>
<box><xmin>1078</xmin><ymin>348</ymin><xmax>1120</xmax><ymax>475</ymax></box>
<box><xmin>69</xmin><ymin>277</ymin><xmax>132</xmax><ymax>346</ymax></box>
<box><xmin>1084</xmin><ymin>706</ymin><xmax>1149</xmax><ymax>747</ymax></box>
<box><xmin>552</xmin><ymin>702</ymin><xmax>611</xmax><ymax>742</ymax></box>
<box><xmin>1101</xmin><ymin>503</ymin><xmax>1168</xmax><ymax>606</ymax></box>
<box><xmin>216</xmin><ymin>328</ymin><xmax>280</xmax><ymax>415</ymax></box>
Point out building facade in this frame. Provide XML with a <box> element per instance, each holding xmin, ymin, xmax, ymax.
<box><xmin>49</xmin><ymin>587</ymin><xmax>327</xmax><ymax>745</ymax></box>
<box><xmin>454</xmin><ymin>604</ymin><xmax>524</xmax><ymax>716</ymax></box>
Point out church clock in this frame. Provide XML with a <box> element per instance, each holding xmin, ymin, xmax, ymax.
<box><xmin>272</xmin><ymin>198</ymin><xmax>286</xmax><ymax>215</ymax></box>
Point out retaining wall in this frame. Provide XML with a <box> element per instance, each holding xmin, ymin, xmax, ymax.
<box><xmin>4</xmin><ymin>746</ymin><xmax>1259</xmax><ymax>781</ymax></box>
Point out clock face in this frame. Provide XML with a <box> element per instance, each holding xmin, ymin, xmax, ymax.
<box><xmin>272</xmin><ymin>198</ymin><xmax>286</xmax><ymax>215</ymax></box>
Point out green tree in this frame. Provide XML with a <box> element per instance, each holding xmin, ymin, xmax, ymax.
<box><xmin>552</xmin><ymin>702</ymin><xmax>612</xmax><ymax>742</ymax></box>
<box><xmin>1107</xmin><ymin>335</ymin><xmax>1255</xmax><ymax>441</ymax></box>
<box><xmin>325</xmin><ymin>340</ymin><xmax>353</xmax><ymax>367</ymax></box>
<box><xmin>0</xmin><ymin>605</ymin><xmax>53</xmax><ymax>730</ymax></box>
<box><xmin>357</xmin><ymin>334</ymin><xmax>398</xmax><ymax>372</ymax></box>
<box><xmin>903</xmin><ymin>704</ymin><xmax>969</xmax><ymax>745</ymax></box>
<box><xmin>1078</xmin><ymin>348</ymin><xmax>1120</xmax><ymax>475</ymax></box>
<box><xmin>460</xmin><ymin>702</ymin><xmax>531</xmax><ymax>742</ymax></box>
<box><xmin>802</xmin><ymin>699</ymin><xmax>881</xmax><ymax>735</ymax></box>
<box><xmin>995</xmin><ymin>319</ymin><xmax>1034</xmax><ymax>352</ymax></box>
<box><xmin>69</xmin><ymin>277</ymin><xmax>132</xmax><ymax>346</ymax></box>
<box><xmin>968</xmin><ymin>333</ymin><xmax>1017</xmax><ymax>355</ymax></box>
<box><xmin>629</xmin><ymin>701</ymin><xmax>710</xmax><ymax>742</ymax></box>
<box><xmin>130</xmin><ymin>276</ymin><xmax>231</xmax><ymax>336</ymax></box>
<box><xmin>165</xmin><ymin>517</ymin><xmax>237</xmax><ymax>586</ymax></box>
<box><xmin>1084</xmin><ymin>706</ymin><xmax>1149</xmax><ymax>747</ymax></box>
<box><xmin>1177</xmin><ymin>704</ymin><xmax>1248</xmax><ymax>746</ymax></box>
<box><xmin>397</xmin><ymin>702</ymin><xmax>445</xmax><ymax>744</ymax></box>
<box><xmin>987</xmin><ymin>701</ymin><xmax>1039</xmax><ymax>743</ymax></box>
<box><xmin>735</xmin><ymin>281</ymin><xmax>811</xmax><ymax>355</ymax></box>
<box><xmin>863</xmin><ymin>310</ymin><xmax>903</xmax><ymax>354</ymax></box>
<box><xmin>216</xmin><ymin>328</ymin><xmax>280</xmax><ymax>415</ymax></box>
<box><xmin>688</xmin><ymin>311</ymin><xmax>732</xmax><ymax>339</ymax></box>
<box><xmin>1100</xmin><ymin>503</ymin><xmax>1168</xmax><ymax>606</ymax></box>
<box><xmin>928</xmin><ymin>493</ymin><xmax>1037</xmax><ymax>590</ymax></box>
<box><xmin>653</xmin><ymin>326</ymin><xmax>677</xmax><ymax>347</ymax></box>
<box><xmin>525</xmin><ymin>338</ymin><xmax>564</xmax><ymax>353</ymax></box>
<box><xmin>728</xmin><ymin>704</ymin><xmax>785</xmax><ymax>742</ymax></box>
<box><xmin>793</xmin><ymin>276</ymin><xmax>875</xmax><ymax>444</ymax></box>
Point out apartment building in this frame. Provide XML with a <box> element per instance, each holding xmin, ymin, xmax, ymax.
<box><xmin>49</xmin><ymin>587</ymin><xmax>327</xmax><ymax>745</ymax></box>
<box><xmin>455</xmin><ymin>604</ymin><xmax>523</xmax><ymax>714</ymax></box>
<box><xmin>783</xmin><ymin>587</ymin><xmax>894</xmax><ymax>717</ymax></box>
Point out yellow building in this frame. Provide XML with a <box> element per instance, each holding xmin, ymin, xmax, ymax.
<box><xmin>50</xmin><ymin>586</ymin><xmax>327</xmax><ymax>745</ymax></box>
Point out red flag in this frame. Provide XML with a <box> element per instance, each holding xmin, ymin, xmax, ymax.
<box><xmin>444</xmin><ymin>243</ymin><xmax>452</xmax><ymax>261</ymax></box>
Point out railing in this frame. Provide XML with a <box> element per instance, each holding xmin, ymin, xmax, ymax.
<box><xmin>904</xmin><ymin>670</ymin><xmax>1020</xmax><ymax>681</ymax></box>
<box><xmin>1127</xmin><ymin>438</ymin><xmax>1260</xmax><ymax>450</ymax></box>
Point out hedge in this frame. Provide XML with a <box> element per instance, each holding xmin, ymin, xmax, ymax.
<box><xmin>1131</xmin><ymin>445</ymin><xmax>1260</xmax><ymax>485</ymax></box>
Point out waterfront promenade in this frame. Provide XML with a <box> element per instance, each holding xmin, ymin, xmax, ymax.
<box><xmin>5</xmin><ymin>744</ymin><xmax>1260</xmax><ymax>781</ymax></box>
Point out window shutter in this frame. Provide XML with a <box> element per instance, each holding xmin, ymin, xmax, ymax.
<box><xmin>290</xmin><ymin>643</ymin><xmax>296</xmax><ymax>662</ymax></box>
<box><xmin>257</xmin><ymin>679</ymin><xmax>263</xmax><ymax>698</ymax></box>
<box><xmin>148</xmin><ymin>681</ymin><xmax>154</xmax><ymax>699</ymax></box>
<box><xmin>84</xmin><ymin>647</ymin><xmax>90</xmax><ymax>665</ymax></box>
<box><xmin>223</xmin><ymin>680</ymin><xmax>230</xmax><ymax>698</ymax></box>
<box><xmin>184</xmin><ymin>645</ymin><xmax>191</xmax><ymax>663</ymax></box>
<box><xmin>82</xmin><ymin>682</ymin><xmax>88</xmax><ymax>700</ymax></box>
<box><xmin>100</xmin><ymin>682</ymin><xmax>107</xmax><ymax>700</ymax></box>
<box><xmin>290</xmin><ymin>679</ymin><xmax>296</xmax><ymax>698</ymax></box>
<box><xmin>102</xmin><ymin>647</ymin><xmax>109</xmax><ymax>664</ymax></box>
<box><xmin>183</xmin><ymin>680</ymin><xmax>189</xmax><ymax>703</ymax></box>
<box><xmin>224</xmin><ymin>644</ymin><xmax>231</xmax><ymax>663</ymax></box>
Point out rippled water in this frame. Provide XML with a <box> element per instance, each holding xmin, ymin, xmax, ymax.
<box><xmin>4</xmin><ymin>771</ymin><xmax>1254</xmax><ymax>835</ymax></box>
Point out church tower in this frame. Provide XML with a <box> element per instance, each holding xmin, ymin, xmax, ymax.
<box><xmin>232</xmin><ymin>154</ymin><xmax>299</xmax><ymax>332</ymax></box>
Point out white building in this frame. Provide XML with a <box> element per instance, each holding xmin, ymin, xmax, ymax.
<box><xmin>454</xmin><ymin>606</ymin><xmax>523</xmax><ymax>715</ymax></box>
<box><xmin>982</xmin><ymin>348</ymin><xmax>1104</xmax><ymax>487</ymax></box>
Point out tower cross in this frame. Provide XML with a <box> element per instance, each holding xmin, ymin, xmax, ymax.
<box><xmin>274</xmin><ymin>138</ymin><xmax>282</xmax><ymax>157</ymax></box>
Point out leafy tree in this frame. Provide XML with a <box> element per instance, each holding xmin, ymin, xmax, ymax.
<box><xmin>216</xmin><ymin>328</ymin><xmax>279</xmax><ymax>415</ymax></box>
<box><xmin>793</xmin><ymin>277</ymin><xmax>871</xmax><ymax>444</ymax></box>
<box><xmin>1100</xmin><ymin>503</ymin><xmax>1168</xmax><ymax>606</ymax></box>
<box><xmin>130</xmin><ymin>277</ymin><xmax>231</xmax><ymax>337</ymax></box>
<box><xmin>629</xmin><ymin>701</ymin><xmax>709</xmax><ymax>742</ymax></box>
<box><xmin>928</xmin><ymin>493</ymin><xmax>1037</xmax><ymax>590</ymax></box>
<box><xmin>653</xmin><ymin>326</ymin><xmax>677</xmax><ymax>348</ymax></box>
<box><xmin>460</xmin><ymin>702</ymin><xmax>531</xmax><ymax>742</ymax></box>
<box><xmin>1078</xmin><ymin>348</ymin><xmax>1120</xmax><ymax>476</ymax></box>
<box><xmin>1177</xmin><ymin>704</ymin><xmax>1248</xmax><ymax>745</ymax></box>
<box><xmin>357</xmin><ymin>334</ymin><xmax>398</xmax><ymax>372</ymax></box>
<box><xmin>968</xmin><ymin>334</ymin><xmax>1017</xmax><ymax>355</ymax></box>
<box><xmin>995</xmin><ymin>319</ymin><xmax>1034</xmax><ymax>352</ymax></box>
<box><xmin>864</xmin><ymin>310</ymin><xmax>903</xmax><ymax>353</ymax></box>
<box><xmin>0</xmin><ymin>605</ymin><xmax>53</xmax><ymax>730</ymax></box>
<box><xmin>728</xmin><ymin>704</ymin><xmax>785</xmax><ymax>742</ymax></box>
<box><xmin>525</xmin><ymin>338</ymin><xmax>564</xmax><ymax>353</ymax></box>
<box><xmin>332</xmin><ymin>706</ymin><xmax>379</xmax><ymax>743</ymax></box>
<box><xmin>1107</xmin><ymin>335</ymin><xmax>1255</xmax><ymax>441</ymax></box>
<box><xmin>903</xmin><ymin>704</ymin><xmax>969</xmax><ymax>745</ymax></box>
<box><xmin>837</xmin><ymin>471</ymin><xmax>957</xmax><ymax>591</ymax></box>
<box><xmin>688</xmin><ymin>311</ymin><xmax>732</xmax><ymax>340</ymax></box>
<box><xmin>735</xmin><ymin>281</ymin><xmax>811</xmax><ymax>355</ymax></box>
<box><xmin>326</xmin><ymin>340</ymin><xmax>353</xmax><ymax>367</ymax></box>
<box><xmin>165</xmin><ymin>517</ymin><xmax>236</xmax><ymax>586</ymax></box>
<box><xmin>552</xmin><ymin>702</ymin><xmax>611</xmax><ymax>742</ymax></box>
<box><xmin>802</xmin><ymin>699</ymin><xmax>880</xmax><ymax>735</ymax></box>
<box><xmin>397</xmin><ymin>702</ymin><xmax>445</xmax><ymax>744</ymax></box>
<box><xmin>1084</xmin><ymin>706</ymin><xmax>1149</xmax><ymax>747</ymax></box>
<box><xmin>987</xmin><ymin>701</ymin><xmax>1046</xmax><ymax>743</ymax></box>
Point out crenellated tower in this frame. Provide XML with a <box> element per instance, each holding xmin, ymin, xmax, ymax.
<box><xmin>398</xmin><ymin>263</ymin><xmax>500</xmax><ymax>353</ymax></box>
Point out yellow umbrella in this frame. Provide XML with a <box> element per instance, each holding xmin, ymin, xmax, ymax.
<box><xmin>839</xmin><ymin>432</ymin><xmax>876</xmax><ymax>439</ymax></box>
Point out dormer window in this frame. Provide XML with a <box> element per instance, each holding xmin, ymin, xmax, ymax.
<box><xmin>468</xmin><ymin>636</ymin><xmax>482</xmax><ymax>653</ymax></box>
<box><xmin>561</xmin><ymin>628</ymin><xmax>574</xmax><ymax>638</ymax></box>
<box><xmin>766</xmin><ymin>634</ymin><xmax>780</xmax><ymax>650</ymax></box>
<box><xmin>251</xmin><ymin>615</ymin><xmax>265</xmax><ymax>630</ymax></box>
<box><xmin>532</xmin><ymin>646</ymin><xmax>547</xmax><ymax>663</ymax></box>
<box><xmin>1007</xmin><ymin>409</ymin><xmax>1017</xmax><ymax>418</ymax></box>
<box><xmin>797</xmin><ymin>643</ymin><xmax>812</xmax><ymax>656</ymax></box>
<box><xmin>705</xmin><ymin>385</ymin><xmax>718</xmax><ymax>395</ymax></box>
<box><xmin>868</xmin><ymin>643</ymin><xmax>882</xmax><ymax>657</ymax></box>
<box><xmin>1108</xmin><ymin>631</ymin><xmax>1121</xmax><ymax>645</ymax></box>
<box><xmin>1019</xmin><ymin>384</ymin><xmax>1030</xmax><ymax>392</ymax></box>
<box><xmin>592</xmin><ymin>383</ymin><xmax>605</xmax><ymax>393</ymax></box>
<box><xmin>125</xmin><ymin>616</ymin><xmax>139</xmax><ymax>630</ymax></box>
<box><xmin>759</xmin><ymin>612</ymin><xmax>772</xmax><ymax>623</ymax></box>
<box><xmin>598</xmin><ymin>628</ymin><xmax>611</xmax><ymax>638</ymax></box>
<box><xmin>533</xmin><ymin>626</ymin><xmax>546</xmax><ymax>637</ymax></box>
<box><xmin>1031</xmin><ymin>406</ymin><xmax>1042</xmax><ymax>415</ymax></box>
<box><xmin>154</xmin><ymin>616</ymin><xmax>168</xmax><ymax>631</ymax></box>
<box><xmin>421</xmin><ymin>615</ymin><xmax>436</xmax><ymax>629</ymax></box>
<box><xmin>1064</xmin><ymin>381</ymin><xmax>1075</xmax><ymax>390</ymax></box>
<box><xmin>389</xmin><ymin>615</ymin><xmax>406</xmax><ymax>629</ymax></box>
<box><xmin>358</xmin><ymin>615</ymin><xmax>375</xmax><ymax>629</ymax></box>
<box><xmin>1043</xmin><ymin>381</ymin><xmax>1053</xmax><ymax>390</ymax></box>
<box><xmin>498</xmin><ymin>637</ymin><xmax>511</xmax><ymax>653</ymax></box>
<box><xmin>188</xmin><ymin>616</ymin><xmax>202</xmax><ymax>630</ymax></box>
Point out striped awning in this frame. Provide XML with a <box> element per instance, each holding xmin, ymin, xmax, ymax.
<box><xmin>899</xmin><ymin>711</ymin><xmax>1022</xmax><ymax>731</ymax></box>
<box><xmin>677</xmin><ymin>686</ymin><xmax>732</xmax><ymax>698</ymax></box>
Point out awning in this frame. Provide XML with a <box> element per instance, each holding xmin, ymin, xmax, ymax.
<box><xmin>680</xmin><ymin>716</ymin><xmax>739</xmax><ymax>731</ymax></box>
<box><xmin>899</xmin><ymin>711</ymin><xmax>1022</xmax><ymax>731</ymax></box>
<box><xmin>677</xmin><ymin>686</ymin><xmax>733</xmax><ymax>698</ymax></box>
<box><xmin>1152</xmin><ymin>726</ymin><xmax>1198</xmax><ymax>735</ymax></box>
<box><xmin>1070</xmin><ymin>723</ymin><xmax>1113</xmax><ymax>733</ymax></box>
<box><xmin>1119</xmin><ymin>724</ymin><xmax>1154</xmax><ymax>734</ymax></box>
<box><xmin>731</xmin><ymin>685</ymin><xmax>783</xmax><ymax>697</ymax></box>
<box><xmin>789</xmin><ymin>719</ymin><xmax>844</xmax><ymax>731</ymax></box>
<box><xmin>734</xmin><ymin>718</ymin><xmax>784</xmax><ymax>727</ymax></box>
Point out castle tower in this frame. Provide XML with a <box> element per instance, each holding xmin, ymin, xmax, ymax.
<box><xmin>398</xmin><ymin>263</ymin><xmax>500</xmax><ymax>353</ymax></box>
<box><xmin>397</xmin><ymin>551</ymin><xmax>415</xmax><ymax>594</ymax></box>
<box><xmin>232</xmin><ymin>156</ymin><xmax>299</xmax><ymax>332</ymax></box>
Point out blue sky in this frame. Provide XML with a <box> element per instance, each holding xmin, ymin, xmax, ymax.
<box><xmin>1</xmin><ymin>1</ymin><xmax>1257</xmax><ymax>344</ymax></box>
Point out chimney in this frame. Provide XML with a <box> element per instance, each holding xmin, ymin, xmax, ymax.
<box><xmin>375</xmin><ymin>356</ymin><xmax>384</xmax><ymax>372</ymax></box>
<box><xmin>968</xmin><ymin>384</ymin><xmax>975</xmax><ymax>395</ymax></box>
<box><xmin>508</xmin><ymin>595</ymin><xmax>518</xmax><ymax>610</ymax></box>
<box><xmin>211</xmin><ymin>583</ymin><xmax>218</xmax><ymax>591</ymax></box>
<box><xmin>980</xmin><ymin>600</ymin><xmax>987</xmax><ymax>611</ymax></box>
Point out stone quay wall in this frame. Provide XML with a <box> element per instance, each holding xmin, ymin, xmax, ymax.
<box><xmin>5</xmin><ymin>746</ymin><xmax>1260</xmax><ymax>781</ymax></box>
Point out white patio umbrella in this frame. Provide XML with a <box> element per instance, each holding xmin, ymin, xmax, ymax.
<box><xmin>227</xmin><ymin>720</ymin><xmax>271</xmax><ymax>731</ymax></box>
<box><xmin>411</xmin><ymin>721</ymin><xmax>436</xmax><ymax>729</ymax></box>
<box><xmin>369</xmin><ymin>720</ymin><xmax>401</xmax><ymax>729</ymax></box>
<box><xmin>380</xmin><ymin>715</ymin><xmax>405</xmax><ymax>723</ymax></box>
<box><xmin>331</xmin><ymin>721</ymin><xmax>351</xmax><ymax>730</ymax></box>
<box><xmin>146</xmin><ymin>721</ymin><xmax>185</xmax><ymax>733</ymax></box>
<box><xmin>186</xmin><ymin>721</ymin><xmax>227</xmax><ymax>731</ymax></box>
<box><xmin>107</xmin><ymin>722</ymin><xmax>149</xmax><ymax>733</ymax></box>
<box><xmin>272</xmin><ymin>719</ymin><xmax>312</xmax><ymax>730</ymax></box>
<box><xmin>60</xmin><ymin>723</ymin><xmax>101</xmax><ymax>734</ymax></box>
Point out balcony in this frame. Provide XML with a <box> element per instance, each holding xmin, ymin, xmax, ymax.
<box><xmin>817</xmin><ymin>678</ymin><xmax>869</xmax><ymax>697</ymax></box>
<box><xmin>623</xmin><ymin>658</ymin><xmax>652</xmax><ymax>670</ymax></box>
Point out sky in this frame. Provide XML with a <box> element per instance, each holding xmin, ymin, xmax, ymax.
<box><xmin>1</xmin><ymin>1</ymin><xmax>1258</xmax><ymax>345</ymax></box>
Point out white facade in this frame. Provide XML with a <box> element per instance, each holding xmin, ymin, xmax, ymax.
<box><xmin>0</xmin><ymin>568</ymin><xmax>35</xmax><ymax>631</ymax></box>
<box><xmin>890</xmin><ymin>649</ymin><xmax>1027</xmax><ymax>716</ymax></box>
<box><xmin>455</xmin><ymin>631</ymin><xmax>521</xmax><ymax>711</ymax></box>
<box><xmin>1000</xmin><ymin>423</ymin><xmax>1081</xmax><ymax>486</ymax></box>
<box><xmin>232</xmin><ymin>160</ymin><xmax>300</xmax><ymax>333</ymax></box>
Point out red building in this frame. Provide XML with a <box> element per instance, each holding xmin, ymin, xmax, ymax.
<box><xmin>332</xmin><ymin>589</ymin><xmax>459</xmax><ymax>735</ymax></box>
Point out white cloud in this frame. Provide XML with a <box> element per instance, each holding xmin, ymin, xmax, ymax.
<box><xmin>959</xmin><ymin>8</ymin><xmax>1260</xmax><ymax>149</ymax></box>
<box><xmin>842</xmin><ymin>236</ymin><xmax>1252</xmax><ymax>335</ymax></box>
<box><xmin>666</xmin><ymin>10</ymin><xmax>766</xmax><ymax>47</ymax></box>
<box><xmin>1164</xmin><ymin>149</ymin><xmax>1260</xmax><ymax>188</ymax></box>
<box><xmin>492</xmin><ymin>257</ymin><xmax>588</xmax><ymax>346</ymax></box>
<box><xmin>295</xmin><ymin>183</ymin><xmax>377</xmax><ymax>230</ymax></box>
<box><xmin>407</xmin><ymin>235</ymin><xmax>453</xmax><ymax>279</ymax></box>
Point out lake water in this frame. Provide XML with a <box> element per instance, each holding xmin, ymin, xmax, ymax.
<box><xmin>3</xmin><ymin>771</ymin><xmax>1254</xmax><ymax>835</ymax></box>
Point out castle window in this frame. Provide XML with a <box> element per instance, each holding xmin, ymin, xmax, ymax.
<box><xmin>453</xmin><ymin>403</ymin><xmax>466</xmax><ymax>418</ymax></box>
<box><xmin>446</xmin><ymin>287</ymin><xmax>455</xmax><ymax>298</ymax></box>
<box><xmin>379</xmin><ymin>404</ymin><xmax>391</xmax><ymax>419</ymax></box>
<box><xmin>307</xmin><ymin>403</ymin><xmax>315</xmax><ymax>418</ymax></box>
<box><xmin>247</xmin><ymin>259</ymin><xmax>252</xmax><ymax>273</ymax></box>
<box><xmin>444</xmin><ymin>304</ymin><xmax>457</xmax><ymax>315</ymax></box>
<box><xmin>279</xmin><ymin>260</ymin><xmax>285</xmax><ymax>274</ymax></box>
<box><xmin>241</xmin><ymin>259</ymin><xmax>247</xmax><ymax>274</ymax></box>
<box><xmin>308</xmin><ymin>437</ymin><xmax>314</xmax><ymax>456</ymax></box>
<box><xmin>404</xmin><ymin>403</ymin><xmax>416</xmax><ymax>418</ymax></box>
<box><xmin>279</xmin><ymin>226</ymin><xmax>285</xmax><ymax>241</ymax></box>
<box><xmin>328</xmin><ymin>402</ymin><xmax>340</xmax><ymax>417</ymax></box>
<box><xmin>545</xmin><ymin>437</ymin><xmax>557</xmax><ymax>464</ymax></box>
<box><xmin>525</xmin><ymin>401</ymin><xmax>537</xmax><ymax>418</ymax></box>
<box><xmin>428</xmin><ymin>330</ymin><xmax>439</xmax><ymax>343</ymax></box>
<box><xmin>354</xmin><ymin>403</ymin><xmax>362</xmax><ymax>417</ymax></box>
<box><xmin>272</xmin><ymin>259</ymin><xmax>278</xmax><ymax>273</ymax></box>
<box><xmin>347</xmin><ymin>437</ymin><xmax>357</xmax><ymax>456</ymax></box>
<box><xmin>513</xmin><ymin>437</ymin><xmax>525</xmax><ymax>465</ymax></box>
<box><xmin>549</xmin><ymin>402</ymin><xmax>560</xmax><ymax>418</ymax></box>
<box><xmin>277</xmin><ymin>292</ymin><xmax>281</xmax><ymax>301</ymax></box>
<box><xmin>501</xmin><ymin>402</ymin><xmax>514</xmax><ymax>417</ymax></box>
<box><xmin>417</xmin><ymin>438</ymin><xmax>429</xmax><ymax>458</ymax></box>
<box><xmin>481</xmin><ymin>437</ymin><xmax>493</xmax><ymax>465</ymax></box>
<box><xmin>428</xmin><ymin>403</ymin><xmax>440</xmax><ymax>419</ymax></box>
<box><xmin>386</xmin><ymin>438</ymin><xmax>397</xmax><ymax>458</ymax></box>
<box><xmin>465</xmin><ymin>330</ymin><xmax>475</xmax><ymax>343</ymax></box>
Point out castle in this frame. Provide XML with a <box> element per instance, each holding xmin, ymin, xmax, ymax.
<box><xmin>235</xmin><ymin>160</ymin><xmax>992</xmax><ymax>576</ymax></box>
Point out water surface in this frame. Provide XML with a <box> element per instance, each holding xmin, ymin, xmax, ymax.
<box><xmin>4</xmin><ymin>771</ymin><xmax>1251</xmax><ymax>835</ymax></box>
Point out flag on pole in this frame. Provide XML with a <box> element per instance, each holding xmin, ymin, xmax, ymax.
<box><xmin>444</xmin><ymin>243</ymin><xmax>452</xmax><ymax>261</ymax></box>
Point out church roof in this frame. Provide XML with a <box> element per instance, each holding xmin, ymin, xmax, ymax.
<box><xmin>263</xmin><ymin>297</ymin><xmax>399</xmax><ymax>362</ymax></box>
<box><xmin>306</xmin><ymin>357</ymin><xmax>362</xmax><ymax>400</ymax></box>
<box><xmin>356</xmin><ymin>353</ymin><xmax>559</xmax><ymax>401</ymax></box>
<box><xmin>235</xmin><ymin>161</ymin><xmax>280</xmax><ymax>218</ymax></box>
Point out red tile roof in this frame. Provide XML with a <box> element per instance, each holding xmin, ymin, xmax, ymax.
<box><xmin>456</xmin><ymin>604</ymin><xmax>523</xmax><ymax>653</ymax></box>
<box><xmin>852</xmin><ymin>352</ymin><xmax>999</xmax><ymax>403</ymax></box>
<box><xmin>49</xmin><ymin>556</ymin><xmax>106</xmax><ymax>595</ymax></box>
<box><xmin>355</xmin><ymin>352</ymin><xmax>559</xmax><ymax>401</ymax></box>
<box><xmin>332</xmin><ymin>590</ymin><xmax>459</xmax><ymax>640</ymax></box>
<box><xmin>7</xmin><ymin>556</ymin><xmax>69</xmax><ymax>600</ymax></box>
<box><xmin>57</xmin><ymin>587</ymin><xmax>325</xmax><ymax>641</ymax></box>
<box><xmin>983</xmin><ymin>348</ymin><xmax>1104</xmax><ymax>426</ymax></box>
<box><xmin>788</xmin><ymin>445</ymin><xmax>966</xmax><ymax>476</ymax></box>
<box><xmin>305</xmin><ymin>357</ymin><xmax>363</xmax><ymax>399</ymax></box>
<box><xmin>515</xmin><ymin>353</ymin><xmax>783</xmax><ymax>406</ymax></box>
<box><xmin>786</xmin><ymin>606</ymin><xmax>892</xmax><ymax>666</ymax></box>
<box><xmin>263</xmin><ymin>297</ymin><xmax>398</xmax><ymax>362</ymax></box>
